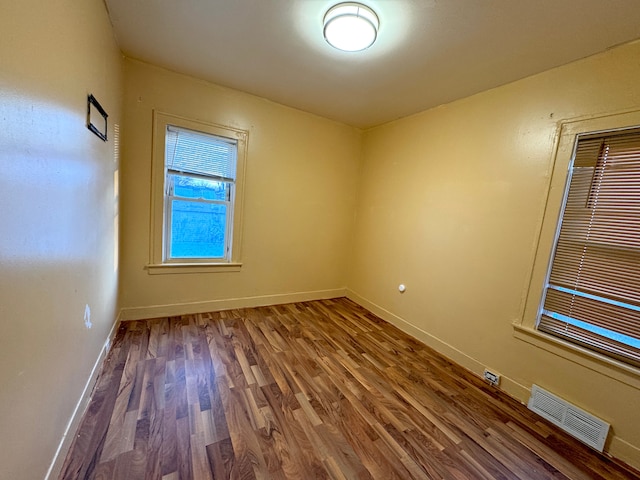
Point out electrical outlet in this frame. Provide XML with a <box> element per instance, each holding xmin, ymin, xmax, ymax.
<box><xmin>483</xmin><ymin>369</ymin><xmax>500</xmax><ymax>386</ymax></box>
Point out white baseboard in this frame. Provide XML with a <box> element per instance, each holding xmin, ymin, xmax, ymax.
<box><xmin>118</xmin><ymin>288</ymin><xmax>347</xmax><ymax>321</ymax></box>
<box><xmin>608</xmin><ymin>435</ymin><xmax>640</xmax><ymax>472</ymax></box>
<box><xmin>44</xmin><ymin>316</ymin><xmax>121</xmax><ymax>480</ymax></box>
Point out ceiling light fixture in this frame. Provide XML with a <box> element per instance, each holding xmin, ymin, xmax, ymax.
<box><xmin>323</xmin><ymin>2</ymin><xmax>379</xmax><ymax>52</ymax></box>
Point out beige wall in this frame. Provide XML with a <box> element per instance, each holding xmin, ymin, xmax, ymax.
<box><xmin>349</xmin><ymin>40</ymin><xmax>640</xmax><ymax>467</ymax></box>
<box><xmin>0</xmin><ymin>0</ymin><xmax>122</xmax><ymax>478</ymax></box>
<box><xmin>2</xmin><ymin>1</ymin><xmax>639</xmax><ymax>474</ymax></box>
<box><xmin>119</xmin><ymin>59</ymin><xmax>362</xmax><ymax>318</ymax></box>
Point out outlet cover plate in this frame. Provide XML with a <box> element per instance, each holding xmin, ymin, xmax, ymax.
<box><xmin>483</xmin><ymin>369</ymin><xmax>500</xmax><ymax>386</ymax></box>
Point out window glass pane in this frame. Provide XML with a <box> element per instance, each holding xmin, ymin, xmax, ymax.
<box><xmin>170</xmin><ymin>200</ymin><xmax>227</xmax><ymax>259</ymax></box>
<box><xmin>169</xmin><ymin>174</ymin><xmax>229</xmax><ymax>201</ymax></box>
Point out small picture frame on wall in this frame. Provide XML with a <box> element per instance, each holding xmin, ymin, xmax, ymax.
<box><xmin>87</xmin><ymin>94</ymin><xmax>108</xmax><ymax>141</ymax></box>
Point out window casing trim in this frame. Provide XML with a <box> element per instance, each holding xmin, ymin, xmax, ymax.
<box><xmin>149</xmin><ymin>111</ymin><xmax>248</xmax><ymax>271</ymax></box>
<box><xmin>146</xmin><ymin>262</ymin><xmax>242</xmax><ymax>274</ymax></box>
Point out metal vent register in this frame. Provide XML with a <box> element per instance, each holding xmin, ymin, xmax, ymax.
<box><xmin>527</xmin><ymin>385</ymin><xmax>609</xmax><ymax>452</ymax></box>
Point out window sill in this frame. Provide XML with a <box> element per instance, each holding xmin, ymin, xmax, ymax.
<box><xmin>512</xmin><ymin>322</ymin><xmax>640</xmax><ymax>390</ymax></box>
<box><xmin>146</xmin><ymin>262</ymin><xmax>242</xmax><ymax>275</ymax></box>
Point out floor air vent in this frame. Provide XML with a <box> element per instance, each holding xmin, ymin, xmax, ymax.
<box><xmin>527</xmin><ymin>384</ymin><xmax>609</xmax><ymax>452</ymax></box>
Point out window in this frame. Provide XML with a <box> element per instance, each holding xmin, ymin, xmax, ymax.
<box><xmin>149</xmin><ymin>112</ymin><xmax>247</xmax><ymax>273</ymax></box>
<box><xmin>537</xmin><ymin>127</ymin><xmax>640</xmax><ymax>366</ymax></box>
<box><xmin>164</xmin><ymin>126</ymin><xmax>236</xmax><ymax>260</ymax></box>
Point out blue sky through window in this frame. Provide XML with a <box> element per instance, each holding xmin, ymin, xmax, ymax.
<box><xmin>543</xmin><ymin>310</ymin><xmax>640</xmax><ymax>349</ymax></box>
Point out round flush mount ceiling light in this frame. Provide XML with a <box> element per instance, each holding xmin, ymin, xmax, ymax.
<box><xmin>323</xmin><ymin>2</ymin><xmax>379</xmax><ymax>52</ymax></box>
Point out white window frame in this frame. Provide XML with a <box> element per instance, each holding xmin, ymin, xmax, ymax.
<box><xmin>148</xmin><ymin>112</ymin><xmax>247</xmax><ymax>274</ymax></box>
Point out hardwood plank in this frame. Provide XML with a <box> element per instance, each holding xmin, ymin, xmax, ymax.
<box><xmin>176</xmin><ymin>415</ymin><xmax>193</xmax><ymax>480</ymax></box>
<box><xmin>92</xmin><ymin>458</ymin><xmax>115</xmax><ymax>480</ymax></box>
<box><xmin>161</xmin><ymin>376</ymin><xmax>178</xmax><ymax>476</ymax></box>
<box><xmin>112</xmin><ymin>448</ymin><xmax>146</xmax><ymax>480</ymax></box>
<box><xmin>206</xmin><ymin>437</ymin><xmax>240</xmax><ymax>480</ymax></box>
<box><xmin>220</xmin><ymin>378</ymin><xmax>269</xmax><ymax>479</ymax></box>
<box><xmin>191</xmin><ymin>430</ymin><xmax>214</xmax><ymax>480</ymax></box>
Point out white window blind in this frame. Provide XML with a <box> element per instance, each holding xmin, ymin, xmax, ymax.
<box><xmin>537</xmin><ymin>128</ymin><xmax>640</xmax><ymax>366</ymax></box>
<box><xmin>165</xmin><ymin>125</ymin><xmax>237</xmax><ymax>180</ymax></box>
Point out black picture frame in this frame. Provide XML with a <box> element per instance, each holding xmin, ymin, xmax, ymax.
<box><xmin>87</xmin><ymin>94</ymin><xmax>108</xmax><ymax>141</ymax></box>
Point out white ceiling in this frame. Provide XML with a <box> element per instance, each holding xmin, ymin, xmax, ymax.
<box><xmin>104</xmin><ymin>0</ymin><xmax>640</xmax><ymax>128</ymax></box>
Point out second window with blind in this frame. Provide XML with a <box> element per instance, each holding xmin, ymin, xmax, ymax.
<box><xmin>538</xmin><ymin>127</ymin><xmax>640</xmax><ymax>367</ymax></box>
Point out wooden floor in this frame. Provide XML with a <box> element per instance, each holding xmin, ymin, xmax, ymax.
<box><xmin>59</xmin><ymin>298</ymin><xmax>640</xmax><ymax>480</ymax></box>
